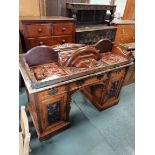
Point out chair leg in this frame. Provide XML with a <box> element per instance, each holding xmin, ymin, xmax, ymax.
<box><xmin>29</xmin><ymin>144</ymin><xmax>32</xmax><ymax>152</ymax></box>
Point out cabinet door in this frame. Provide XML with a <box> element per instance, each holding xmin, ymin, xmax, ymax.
<box><xmin>106</xmin><ymin>68</ymin><xmax>126</xmax><ymax>100</ymax></box>
<box><xmin>39</xmin><ymin>93</ymin><xmax>68</xmax><ymax>131</ymax></box>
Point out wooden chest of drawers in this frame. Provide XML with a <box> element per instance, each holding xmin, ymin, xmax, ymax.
<box><xmin>112</xmin><ymin>20</ymin><xmax>135</xmax><ymax>44</ymax></box>
<box><xmin>20</xmin><ymin>16</ymin><xmax>76</xmax><ymax>52</ymax></box>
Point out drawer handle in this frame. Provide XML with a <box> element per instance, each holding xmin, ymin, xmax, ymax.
<box><xmin>38</xmin><ymin>28</ymin><xmax>43</xmax><ymax>32</ymax></box>
<box><xmin>96</xmin><ymin>74</ymin><xmax>103</xmax><ymax>80</ymax></box>
<box><xmin>48</xmin><ymin>89</ymin><xmax>57</xmax><ymax>95</ymax></box>
<box><xmin>39</xmin><ymin>41</ymin><xmax>44</xmax><ymax>45</ymax></box>
<box><xmin>76</xmin><ymin>79</ymin><xmax>84</xmax><ymax>86</ymax></box>
<box><xmin>62</xmin><ymin>27</ymin><xmax>66</xmax><ymax>32</ymax></box>
<box><xmin>62</xmin><ymin>40</ymin><xmax>66</xmax><ymax>43</ymax></box>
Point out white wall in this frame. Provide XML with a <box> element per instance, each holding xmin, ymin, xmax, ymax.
<box><xmin>90</xmin><ymin>0</ymin><xmax>127</xmax><ymax>18</ymax></box>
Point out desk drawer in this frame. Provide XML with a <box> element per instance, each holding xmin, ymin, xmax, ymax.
<box><xmin>27</xmin><ymin>37</ymin><xmax>54</xmax><ymax>48</ymax></box>
<box><xmin>37</xmin><ymin>85</ymin><xmax>67</xmax><ymax>101</ymax></box>
<box><xmin>23</xmin><ymin>24</ymin><xmax>52</xmax><ymax>37</ymax></box>
<box><xmin>70</xmin><ymin>73</ymin><xmax>108</xmax><ymax>90</ymax></box>
<box><xmin>53</xmin><ymin>23</ymin><xmax>74</xmax><ymax>35</ymax></box>
<box><xmin>52</xmin><ymin>35</ymin><xmax>73</xmax><ymax>45</ymax></box>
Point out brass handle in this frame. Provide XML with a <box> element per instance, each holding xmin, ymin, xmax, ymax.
<box><xmin>39</xmin><ymin>41</ymin><xmax>44</xmax><ymax>45</ymax></box>
<box><xmin>62</xmin><ymin>27</ymin><xmax>66</xmax><ymax>32</ymax></box>
<box><xmin>38</xmin><ymin>28</ymin><xmax>43</xmax><ymax>32</ymax></box>
<box><xmin>62</xmin><ymin>40</ymin><xmax>66</xmax><ymax>43</ymax></box>
<box><xmin>48</xmin><ymin>89</ymin><xmax>57</xmax><ymax>95</ymax></box>
<box><xmin>96</xmin><ymin>74</ymin><xmax>103</xmax><ymax>80</ymax></box>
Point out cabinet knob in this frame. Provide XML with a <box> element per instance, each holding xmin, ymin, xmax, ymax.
<box><xmin>48</xmin><ymin>89</ymin><xmax>57</xmax><ymax>95</ymax></box>
<box><xmin>39</xmin><ymin>41</ymin><xmax>44</xmax><ymax>45</ymax></box>
<box><xmin>62</xmin><ymin>27</ymin><xmax>66</xmax><ymax>32</ymax></box>
<box><xmin>96</xmin><ymin>74</ymin><xmax>103</xmax><ymax>80</ymax></box>
<box><xmin>62</xmin><ymin>40</ymin><xmax>66</xmax><ymax>43</ymax></box>
<box><xmin>38</xmin><ymin>28</ymin><xmax>42</xmax><ymax>32</ymax></box>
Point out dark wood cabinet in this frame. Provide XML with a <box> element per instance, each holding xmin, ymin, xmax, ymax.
<box><xmin>76</xmin><ymin>25</ymin><xmax>117</xmax><ymax>44</ymax></box>
<box><xmin>20</xmin><ymin>16</ymin><xmax>76</xmax><ymax>52</ymax></box>
<box><xmin>66</xmin><ymin>3</ymin><xmax>117</xmax><ymax>45</ymax></box>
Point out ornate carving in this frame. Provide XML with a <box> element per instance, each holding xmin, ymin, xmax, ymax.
<box><xmin>108</xmin><ymin>80</ymin><xmax>120</xmax><ymax>98</ymax></box>
<box><xmin>64</xmin><ymin>46</ymin><xmax>100</xmax><ymax>68</ymax></box>
<box><xmin>32</xmin><ymin>63</ymin><xmax>68</xmax><ymax>80</ymax></box>
<box><xmin>47</xmin><ymin>102</ymin><xmax>60</xmax><ymax>125</ymax></box>
<box><xmin>102</xmin><ymin>52</ymin><xmax>128</xmax><ymax>65</ymax></box>
<box><xmin>66</xmin><ymin>3</ymin><xmax>116</xmax><ymax>24</ymax></box>
<box><xmin>76</xmin><ymin>29</ymin><xmax>117</xmax><ymax>44</ymax></box>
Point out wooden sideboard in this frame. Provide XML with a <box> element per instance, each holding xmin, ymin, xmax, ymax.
<box><xmin>112</xmin><ymin>20</ymin><xmax>135</xmax><ymax>44</ymax></box>
<box><xmin>20</xmin><ymin>16</ymin><xmax>76</xmax><ymax>52</ymax></box>
<box><xmin>66</xmin><ymin>3</ymin><xmax>116</xmax><ymax>25</ymax></box>
<box><xmin>19</xmin><ymin>40</ymin><xmax>134</xmax><ymax>141</ymax></box>
<box><xmin>66</xmin><ymin>3</ymin><xmax>117</xmax><ymax>45</ymax></box>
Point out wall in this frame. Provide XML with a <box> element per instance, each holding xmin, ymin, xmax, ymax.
<box><xmin>46</xmin><ymin>0</ymin><xmax>89</xmax><ymax>16</ymax></box>
<box><xmin>123</xmin><ymin>0</ymin><xmax>135</xmax><ymax>20</ymax></box>
<box><xmin>19</xmin><ymin>0</ymin><xmax>40</xmax><ymax>17</ymax></box>
<box><xmin>90</xmin><ymin>0</ymin><xmax>127</xmax><ymax>18</ymax></box>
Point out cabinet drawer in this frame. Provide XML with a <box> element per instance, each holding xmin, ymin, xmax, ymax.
<box><xmin>52</xmin><ymin>35</ymin><xmax>73</xmax><ymax>45</ymax></box>
<box><xmin>70</xmin><ymin>74</ymin><xmax>108</xmax><ymax>91</ymax></box>
<box><xmin>53</xmin><ymin>23</ymin><xmax>74</xmax><ymax>35</ymax></box>
<box><xmin>23</xmin><ymin>24</ymin><xmax>52</xmax><ymax>37</ymax></box>
<box><xmin>27</xmin><ymin>37</ymin><xmax>54</xmax><ymax>48</ymax></box>
<box><xmin>37</xmin><ymin>86</ymin><xmax>67</xmax><ymax>101</ymax></box>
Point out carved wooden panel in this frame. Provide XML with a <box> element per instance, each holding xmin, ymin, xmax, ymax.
<box><xmin>47</xmin><ymin>102</ymin><xmax>61</xmax><ymax>125</ymax></box>
<box><xmin>76</xmin><ymin>28</ymin><xmax>117</xmax><ymax>44</ymax></box>
<box><xmin>32</xmin><ymin>63</ymin><xmax>68</xmax><ymax>80</ymax></box>
<box><xmin>101</xmin><ymin>52</ymin><xmax>128</xmax><ymax>65</ymax></box>
<box><xmin>106</xmin><ymin>68</ymin><xmax>126</xmax><ymax>99</ymax></box>
<box><xmin>39</xmin><ymin>93</ymin><xmax>68</xmax><ymax>131</ymax></box>
<box><xmin>64</xmin><ymin>47</ymin><xmax>100</xmax><ymax>68</ymax></box>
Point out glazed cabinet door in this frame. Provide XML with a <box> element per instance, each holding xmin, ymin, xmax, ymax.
<box><xmin>38</xmin><ymin>93</ymin><xmax>68</xmax><ymax>131</ymax></box>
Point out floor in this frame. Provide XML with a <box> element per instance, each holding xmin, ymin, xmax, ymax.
<box><xmin>19</xmin><ymin>84</ymin><xmax>135</xmax><ymax>155</ymax></box>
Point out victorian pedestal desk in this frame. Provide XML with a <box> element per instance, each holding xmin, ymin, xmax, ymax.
<box><xmin>66</xmin><ymin>3</ymin><xmax>117</xmax><ymax>44</ymax></box>
<box><xmin>19</xmin><ymin>39</ymin><xmax>134</xmax><ymax>141</ymax></box>
<box><xmin>19</xmin><ymin>16</ymin><xmax>76</xmax><ymax>52</ymax></box>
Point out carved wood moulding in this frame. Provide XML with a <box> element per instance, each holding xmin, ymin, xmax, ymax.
<box><xmin>20</xmin><ymin>39</ymin><xmax>133</xmax><ymax>89</ymax></box>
